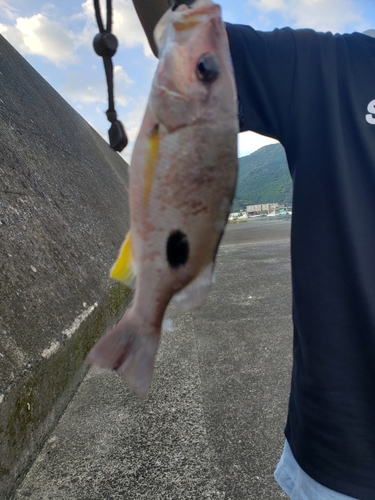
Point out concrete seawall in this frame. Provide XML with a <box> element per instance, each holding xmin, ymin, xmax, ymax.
<box><xmin>0</xmin><ymin>35</ymin><xmax>131</xmax><ymax>497</ymax></box>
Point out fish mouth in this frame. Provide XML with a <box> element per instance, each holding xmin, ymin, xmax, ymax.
<box><xmin>153</xmin><ymin>84</ymin><xmax>189</xmax><ymax>101</ymax></box>
<box><xmin>172</xmin><ymin>11</ymin><xmax>206</xmax><ymax>31</ymax></box>
<box><xmin>151</xmin><ymin>83</ymin><xmax>202</xmax><ymax>132</ymax></box>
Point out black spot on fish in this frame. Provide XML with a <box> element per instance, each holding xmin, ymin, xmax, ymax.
<box><xmin>196</xmin><ymin>53</ymin><xmax>220</xmax><ymax>83</ymax></box>
<box><xmin>167</xmin><ymin>230</ymin><xmax>189</xmax><ymax>268</ymax></box>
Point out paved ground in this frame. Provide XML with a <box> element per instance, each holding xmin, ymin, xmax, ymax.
<box><xmin>15</xmin><ymin>219</ymin><xmax>293</xmax><ymax>500</ymax></box>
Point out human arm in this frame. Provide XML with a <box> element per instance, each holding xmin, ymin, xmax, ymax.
<box><xmin>131</xmin><ymin>0</ymin><xmax>169</xmax><ymax>56</ymax></box>
<box><xmin>225</xmin><ymin>23</ymin><xmax>296</xmax><ymax>140</ymax></box>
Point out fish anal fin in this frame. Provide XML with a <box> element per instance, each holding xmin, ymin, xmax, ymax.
<box><xmin>172</xmin><ymin>262</ymin><xmax>215</xmax><ymax>313</ymax></box>
<box><xmin>110</xmin><ymin>231</ymin><xmax>136</xmax><ymax>288</ymax></box>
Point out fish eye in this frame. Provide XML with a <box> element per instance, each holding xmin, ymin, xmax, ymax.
<box><xmin>196</xmin><ymin>53</ymin><xmax>220</xmax><ymax>83</ymax></box>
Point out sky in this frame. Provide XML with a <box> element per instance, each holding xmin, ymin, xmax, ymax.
<box><xmin>1</xmin><ymin>0</ymin><xmax>374</xmax><ymax>162</ymax></box>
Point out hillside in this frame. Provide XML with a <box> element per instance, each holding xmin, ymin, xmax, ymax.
<box><xmin>232</xmin><ymin>143</ymin><xmax>292</xmax><ymax>211</ymax></box>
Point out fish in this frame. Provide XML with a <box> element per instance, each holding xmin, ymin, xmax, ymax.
<box><xmin>86</xmin><ymin>0</ymin><xmax>238</xmax><ymax>396</ymax></box>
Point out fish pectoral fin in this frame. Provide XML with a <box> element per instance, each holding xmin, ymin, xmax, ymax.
<box><xmin>110</xmin><ymin>231</ymin><xmax>136</xmax><ymax>288</ymax></box>
<box><xmin>172</xmin><ymin>262</ymin><xmax>215</xmax><ymax>313</ymax></box>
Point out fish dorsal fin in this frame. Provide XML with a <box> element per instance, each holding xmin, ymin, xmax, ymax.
<box><xmin>110</xmin><ymin>231</ymin><xmax>136</xmax><ymax>288</ymax></box>
<box><xmin>172</xmin><ymin>262</ymin><xmax>215</xmax><ymax>313</ymax></box>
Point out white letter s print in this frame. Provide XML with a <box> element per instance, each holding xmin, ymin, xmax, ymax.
<box><xmin>366</xmin><ymin>99</ymin><xmax>375</xmax><ymax>124</ymax></box>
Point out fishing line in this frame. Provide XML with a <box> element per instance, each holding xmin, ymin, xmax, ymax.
<box><xmin>93</xmin><ymin>0</ymin><xmax>128</xmax><ymax>152</ymax></box>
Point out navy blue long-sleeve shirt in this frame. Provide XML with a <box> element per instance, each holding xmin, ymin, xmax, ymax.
<box><xmin>226</xmin><ymin>23</ymin><xmax>375</xmax><ymax>499</ymax></box>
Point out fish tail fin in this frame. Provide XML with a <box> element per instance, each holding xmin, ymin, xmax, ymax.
<box><xmin>110</xmin><ymin>231</ymin><xmax>136</xmax><ymax>288</ymax></box>
<box><xmin>86</xmin><ymin>310</ymin><xmax>160</xmax><ymax>397</ymax></box>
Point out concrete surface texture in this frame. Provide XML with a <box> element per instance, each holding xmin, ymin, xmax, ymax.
<box><xmin>0</xmin><ymin>34</ymin><xmax>132</xmax><ymax>497</ymax></box>
<box><xmin>15</xmin><ymin>220</ymin><xmax>293</xmax><ymax>500</ymax></box>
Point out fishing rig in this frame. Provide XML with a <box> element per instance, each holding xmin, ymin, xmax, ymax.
<box><xmin>92</xmin><ymin>0</ymin><xmax>197</xmax><ymax>152</ymax></box>
<box><xmin>93</xmin><ymin>0</ymin><xmax>127</xmax><ymax>152</ymax></box>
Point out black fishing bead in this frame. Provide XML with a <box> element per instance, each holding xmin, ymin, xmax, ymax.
<box><xmin>93</xmin><ymin>32</ymin><xmax>118</xmax><ymax>58</ymax></box>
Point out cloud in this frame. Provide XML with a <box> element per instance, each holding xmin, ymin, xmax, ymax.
<box><xmin>113</xmin><ymin>65</ymin><xmax>134</xmax><ymax>105</ymax></box>
<box><xmin>0</xmin><ymin>0</ymin><xmax>154</xmax><ymax>67</ymax></box>
<box><xmin>238</xmin><ymin>131</ymin><xmax>278</xmax><ymax>158</ymax></box>
<box><xmin>248</xmin><ymin>0</ymin><xmax>366</xmax><ymax>32</ymax></box>
<box><xmin>117</xmin><ymin>96</ymin><xmax>148</xmax><ymax>162</ymax></box>
<box><xmin>63</xmin><ymin>71</ymin><xmax>107</xmax><ymax>104</ymax></box>
<box><xmin>0</xmin><ymin>13</ymin><xmax>76</xmax><ymax>65</ymax></box>
<box><xmin>0</xmin><ymin>0</ymin><xmax>18</xmax><ymax>21</ymax></box>
<box><xmin>62</xmin><ymin>64</ymin><xmax>133</xmax><ymax>106</ymax></box>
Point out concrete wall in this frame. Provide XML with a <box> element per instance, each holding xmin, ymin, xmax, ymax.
<box><xmin>0</xmin><ymin>35</ymin><xmax>132</xmax><ymax>497</ymax></box>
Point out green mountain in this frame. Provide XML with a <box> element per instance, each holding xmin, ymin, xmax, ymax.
<box><xmin>232</xmin><ymin>143</ymin><xmax>292</xmax><ymax>211</ymax></box>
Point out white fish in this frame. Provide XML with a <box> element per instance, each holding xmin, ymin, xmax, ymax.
<box><xmin>86</xmin><ymin>0</ymin><xmax>238</xmax><ymax>396</ymax></box>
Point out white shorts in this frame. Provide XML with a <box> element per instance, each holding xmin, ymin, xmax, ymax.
<box><xmin>274</xmin><ymin>440</ymin><xmax>357</xmax><ymax>500</ymax></box>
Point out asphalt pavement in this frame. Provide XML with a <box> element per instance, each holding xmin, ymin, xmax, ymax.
<box><xmin>15</xmin><ymin>219</ymin><xmax>293</xmax><ymax>500</ymax></box>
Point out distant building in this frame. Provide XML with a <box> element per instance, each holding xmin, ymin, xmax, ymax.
<box><xmin>229</xmin><ymin>211</ymin><xmax>247</xmax><ymax>220</ymax></box>
<box><xmin>246</xmin><ymin>203</ymin><xmax>288</xmax><ymax>216</ymax></box>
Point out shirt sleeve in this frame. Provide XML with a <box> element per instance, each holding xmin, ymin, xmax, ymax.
<box><xmin>225</xmin><ymin>23</ymin><xmax>296</xmax><ymax>141</ymax></box>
